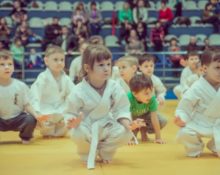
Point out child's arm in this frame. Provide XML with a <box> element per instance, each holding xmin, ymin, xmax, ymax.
<box><xmin>66</xmin><ymin>112</ymin><xmax>83</xmax><ymax>129</ymax></box>
<box><xmin>150</xmin><ymin>112</ymin><xmax>165</xmax><ymax>144</ymax></box>
<box><xmin>24</xmin><ymin>103</ymin><xmax>50</xmax><ymax>122</ymax></box>
<box><xmin>152</xmin><ymin>76</ymin><xmax>166</xmax><ymax>106</ymax></box>
<box><xmin>119</xmin><ymin>118</ymin><xmax>145</xmax><ymax>131</ymax></box>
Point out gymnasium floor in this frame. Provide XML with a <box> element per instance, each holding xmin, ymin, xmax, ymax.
<box><xmin>0</xmin><ymin>100</ymin><xmax>219</xmax><ymax>175</ymax></box>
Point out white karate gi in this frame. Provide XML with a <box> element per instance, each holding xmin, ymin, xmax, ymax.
<box><xmin>151</xmin><ymin>75</ymin><xmax>167</xmax><ymax>101</ymax></box>
<box><xmin>173</xmin><ymin>67</ymin><xmax>196</xmax><ymax>99</ymax></box>
<box><xmin>69</xmin><ymin>55</ymin><xmax>81</xmax><ymax>82</ymax></box>
<box><xmin>30</xmin><ymin>68</ymin><xmax>75</xmax><ymax>137</ymax></box>
<box><xmin>64</xmin><ymin>78</ymin><xmax>133</xmax><ymax>168</ymax></box>
<box><xmin>175</xmin><ymin>76</ymin><xmax>220</xmax><ymax>157</ymax></box>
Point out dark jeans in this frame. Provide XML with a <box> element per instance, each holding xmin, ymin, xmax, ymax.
<box><xmin>0</xmin><ymin>112</ymin><xmax>37</xmax><ymax>141</ymax></box>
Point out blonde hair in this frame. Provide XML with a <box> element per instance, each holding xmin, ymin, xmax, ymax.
<box><xmin>116</xmin><ymin>55</ymin><xmax>138</xmax><ymax>67</ymax></box>
<box><xmin>44</xmin><ymin>45</ymin><xmax>65</xmax><ymax>57</ymax></box>
<box><xmin>81</xmin><ymin>44</ymin><xmax>112</xmax><ymax>77</ymax></box>
<box><xmin>0</xmin><ymin>49</ymin><xmax>13</xmax><ymax>60</ymax></box>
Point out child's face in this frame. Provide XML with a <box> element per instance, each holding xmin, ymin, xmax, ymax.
<box><xmin>44</xmin><ymin>53</ymin><xmax>65</xmax><ymax>75</ymax></box>
<box><xmin>204</xmin><ymin>61</ymin><xmax>220</xmax><ymax>87</ymax></box>
<box><xmin>0</xmin><ymin>58</ymin><xmax>14</xmax><ymax>80</ymax></box>
<box><xmin>85</xmin><ymin>58</ymin><xmax>112</xmax><ymax>83</ymax></box>
<box><xmin>139</xmin><ymin>60</ymin><xmax>154</xmax><ymax>76</ymax></box>
<box><xmin>116</xmin><ymin>61</ymin><xmax>137</xmax><ymax>82</ymax></box>
<box><xmin>133</xmin><ymin>88</ymin><xmax>153</xmax><ymax>104</ymax></box>
<box><xmin>187</xmin><ymin>56</ymin><xmax>199</xmax><ymax>70</ymax></box>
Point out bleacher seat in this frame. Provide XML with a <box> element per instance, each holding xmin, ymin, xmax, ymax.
<box><xmin>59</xmin><ymin>17</ymin><xmax>71</xmax><ymax>26</ymax></box>
<box><xmin>29</xmin><ymin>17</ymin><xmax>44</xmax><ymax>28</ymax></box>
<box><xmin>115</xmin><ymin>1</ymin><xmax>124</xmax><ymax>11</ymax></box>
<box><xmin>197</xmin><ymin>0</ymin><xmax>208</xmax><ymax>10</ymax></box>
<box><xmin>184</xmin><ymin>1</ymin><xmax>197</xmax><ymax>10</ymax></box>
<box><xmin>44</xmin><ymin>1</ymin><xmax>58</xmax><ymax>11</ymax></box>
<box><xmin>59</xmin><ymin>1</ymin><xmax>72</xmax><ymax>11</ymax></box>
<box><xmin>209</xmin><ymin>34</ymin><xmax>220</xmax><ymax>46</ymax></box>
<box><xmin>196</xmin><ymin>34</ymin><xmax>207</xmax><ymax>45</ymax></box>
<box><xmin>190</xmin><ymin>16</ymin><xmax>202</xmax><ymax>27</ymax></box>
<box><xmin>101</xmin><ymin>1</ymin><xmax>114</xmax><ymax>11</ymax></box>
<box><xmin>105</xmin><ymin>35</ymin><xmax>119</xmax><ymax>47</ymax></box>
<box><xmin>179</xmin><ymin>34</ymin><xmax>191</xmax><ymax>46</ymax></box>
<box><xmin>5</xmin><ymin>16</ymin><xmax>13</xmax><ymax>27</ymax></box>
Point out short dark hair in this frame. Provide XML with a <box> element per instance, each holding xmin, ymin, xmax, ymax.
<box><xmin>129</xmin><ymin>74</ymin><xmax>153</xmax><ymax>93</ymax></box>
<box><xmin>200</xmin><ymin>50</ymin><xmax>220</xmax><ymax>66</ymax></box>
<box><xmin>138</xmin><ymin>54</ymin><xmax>155</xmax><ymax>65</ymax></box>
<box><xmin>186</xmin><ymin>51</ymin><xmax>199</xmax><ymax>60</ymax></box>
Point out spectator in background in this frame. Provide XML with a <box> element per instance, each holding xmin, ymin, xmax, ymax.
<box><xmin>150</xmin><ymin>22</ymin><xmax>165</xmax><ymax>51</ymax></box>
<box><xmin>10</xmin><ymin>37</ymin><xmax>25</xmax><ymax>79</ymax></box>
<box><xmin>202</xmin><ymin>38</ymin><xmax>214</xmax><ymax>51</ymax></box>
<box><xmin>42</xmin><ymin>17</ymin><xmax>62</xmax><ymax>51</ymax></box>
<box><xmin>202</xmin><ymin>3</ymin><xmax>220</xmax><ymax>33</ymax></box>
<box><xmin>10</xmin><ymin>0</ymin><xmax>28</xmax><ymax>25</ymax></box>
<box><xmin>88</xmin><ymin>1</ymin><xmax>102</xmax><ymax>35</ymax></box>
<box><xmin>54</xmin><ymin>26</ymin><xmax>78</xmax><ymax>71</ymax></box>
<box><xmin>15</xmin><ymin>21</ymin><xmax>39</xmax><ymax>46</ymax></box>
<box><xmin>0</xmin><ymin>17</ymin><xmax>10</xmax><ymax>49</ymax></box>
<box><xmin>10</xmin><ymin>37</ymin><xmax>25</xmax><ymax>68</ymax></box>
<box><xmin>186</xmin><ymin>36</ymin><xmax>201</xmax><ymax>52</ymax></box>
<box><xmin>133</xmin><ymin>0</ymin><xmax>148</xmax><ymax>24</ymax></box>
<box><xmin>118</xmin><ymin>20</ymin><xmax>134</xmax><ymax>45</ymax></box>
<box><xmin>126</xmin><ymin>29</ymin><xmax>145</xmax><ymax>54</ymax></box>
<box><xmin>168</xmin><ymin>37</ymin><xmax>184</xmax><ymax>76</ymax></box>
<box><xmin>158</xmin><ymin>0</ymin><xmax>174</xmax><ymax>35</ymax></box>
<box><xmin>54</xmin><ymin>26</ymin><xmax>77</xmax><ymax>53</ymax></box>
<box><xmin>118</xmin><ymin>2</ymin><xmax>133</xmax><ymax>24</ymax></box>
<box><xmin>136</xmin><ymin>21</ymin><xmax>148</xmax><ymax>50</ymax></box>
<box><xmin>26</xmin><ymin>48</ymin><xmax>44</xmax><ymax>69</ymax></box>
<box><xmin>72</xmin><ymin>2</ymin><xmax>88</xmax><ymax>28</ymax></box>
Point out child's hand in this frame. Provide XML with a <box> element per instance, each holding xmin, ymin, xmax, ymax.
<box><xmin>129</xmin><ymin>119</ymin><xmax>146</xmax><ymax>131</ymax></box>
<box><xmin>154</xmin><ymin>138</ymin><xmax>166</xmax><ymax>144</ymax></box>
<box><xmin>37</xmin><ymin>115</ymin><xmax>51</xmax><ymax>122</ymax></box>
<box><xmin>67</xmin><ymin>112</ymin><xmax>83</xmax><ymax>129</ymax></box>
<box><xmin>157</xmin><ymin>97</ymin><xmax>164</xmax><ymax>106</ymax></box>
<box><xmin>174</xmin><ymin>116</ymin><xmax>186</xmax><ymax>127</ymax></box>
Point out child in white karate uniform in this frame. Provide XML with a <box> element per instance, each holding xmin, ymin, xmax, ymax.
<box><xmin>114</xmin><ymin>55</ymin><xmax>138</xmax><ymax>93</ymax></box>
<box><xmin>30</xmin><ymin>45</ymin><xmax>74</xmax><ymax>137</ymax></box>
<box><xmin>138</xmin><ymin>54</ymin><xmax>167</xmax><ymax>106</ymax></box>
<box><xmin>0</xmin><ymin>50</ymin><xmax>38</xmax><ymax>144</ymax></box>
<box><xmin>69</xmin><ymin>41</ymin><xmax>89</xmax><ymax>84</ymax></box>
<box><xmin>64</xmin><ymin>45</ymin><xmax>143</xmax><ymax>169</ymax></box>
<box><xmin>173</xmin><ymin>52</ymin><xmax>200</xmax><ymax>99</ymax></box>
<box><xmin>174</xmin><ymin>50</ymin><xmax>220</xmax><ymax>158</ymax></box>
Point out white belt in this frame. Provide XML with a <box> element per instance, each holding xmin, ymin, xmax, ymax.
<box><xmin>87</xmin><ymin>121</ymin><xmax>99</xmax><ymax>169</ymax></box>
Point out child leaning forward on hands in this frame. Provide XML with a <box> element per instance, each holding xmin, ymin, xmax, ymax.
<box><xmin>63</xmin><ymin>44</ymin><xmax>144</xmax><ymax>169</ymax></box>
<box><xmin>128</xmin><ymin>74</ymin><xmax>167</xmax><ymax>143</ymax></box>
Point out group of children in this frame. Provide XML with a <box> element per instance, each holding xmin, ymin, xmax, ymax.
<box><xmin>0</xmin><ymin>43</ymin><xmax>220</xmax><ymax>169</ymax></box>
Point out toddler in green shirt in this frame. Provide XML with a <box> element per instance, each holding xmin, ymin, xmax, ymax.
<box><xmin>128</xmin><ymin>74</ymin><xmax>167</xmax><ymax>143</ymax></box>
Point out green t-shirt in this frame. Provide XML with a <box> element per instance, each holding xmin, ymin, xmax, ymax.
<box><xmin>127</xmin><ymin>92</ymin><xmax>158</xmax><ymax>118</ymax></box>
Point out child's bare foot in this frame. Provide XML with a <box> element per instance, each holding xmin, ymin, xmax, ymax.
<box><xmin>102</xmin><ymin>159</ymin><xmax>112</xmax><ymax>164</ymax></box>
